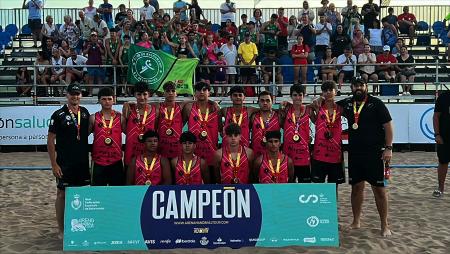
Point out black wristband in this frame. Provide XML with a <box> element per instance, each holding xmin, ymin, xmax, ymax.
<box><xmin>385</xmin><ymin>145</ymin><xmax>393</xmax><ymax>150</ymax></box>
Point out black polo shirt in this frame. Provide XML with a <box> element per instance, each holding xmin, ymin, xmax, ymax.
<box><xmin>48</xmin><ymin>105</ymin><xmax>90</xmax><ymax>167</ymax></box>
<box><xmin>435</xmin><ymin>91</ymin><xmax>450</xmax><ymax>143</ymax></box>
<box><xmin>337</xmin><ymin>95</ymin><xmax>392</xmax><ymax>154</ymax></box>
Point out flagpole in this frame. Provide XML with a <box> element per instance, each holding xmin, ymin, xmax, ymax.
<box><xmin>128</xmin><ymin>0</ymin><xmax>131</xmax><ymax>9</ymax></box>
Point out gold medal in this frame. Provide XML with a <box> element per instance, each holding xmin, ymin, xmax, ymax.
<box><xmin>293</xmin><ymin>134</ymin><xmax>300</xmax><ymax>142</ymax></box>
<box><xmin>262</xmin><ymin>136</ymin><xmax>267</xmax><ymax>143</ymax></box>
<box><xmin>138</xmin><ymin>133</ymin><xmax>144</xmax><ymax>141</ymax></box>
<box><xmin>201</xmin><ymin>130</ymin><xmax>208</xmax><ymax>138</ymax></box>
<box><xmin>352</xmin><ymin>123</ymin><xmax>359</xmax><ymax>130</ymax></box>
<box><xmin>145</xmin><ymin>180</ymin><xmax>152</xmax><ymax>185</ymax></box>
<box><xmin>104</xmin><ymin>137</ymin><xmax>112</xmax><ymax>145</ymax></box>
<box><xmin>166</xmin><ymin>128</ymin><xmax>173</xmax><ymax>136</ymax></box>
<box><xmin>233</xmin><ymin>177</ymin><xmax>240</xmax><ymax>184</ymax></box>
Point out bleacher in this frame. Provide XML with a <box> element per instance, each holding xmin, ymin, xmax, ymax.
<box><xmin>0</xmin><ymin>6</ymin><xmax>449</xmax><ymax>105</ymax></box>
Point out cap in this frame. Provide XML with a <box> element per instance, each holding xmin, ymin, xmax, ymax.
<box><xmin>163</xmin><ymin>81</ymin><xmax>176</xmax><ymax>91</ymax></box>
<box><xmin>244</xmin><ymin>31</ymin><xmax>250</xmax><ymax>37</ymax></box>
<box><xmin>67</xmin><ymin>84</ymin><xmax>82</xmax><ymax>94</ymax></box>
<box><xmin>383</xmin><ymin>45</ymin><xmax>390</xmax><ymax>51</ymax></box>
<box><xmin>351</xmin><ymin>77</ymin><xmax>366</xmax><ymax>86</ymax></box>
<box><xmin>90</xmin><ymin>31</ymin><xmax>97</xmax><ymax>36</ymax></box>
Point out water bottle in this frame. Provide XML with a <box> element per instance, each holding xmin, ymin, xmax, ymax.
<box><xmin>384</xmin><ymin>161</ymin><xmax>391</xmax><ymax>186</ymax></box>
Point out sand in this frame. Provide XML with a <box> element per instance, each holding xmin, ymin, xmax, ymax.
<box><xmin>0</xmin><ymin>151</ymin><xmax>449</xmax><ymax>254</ymax></box>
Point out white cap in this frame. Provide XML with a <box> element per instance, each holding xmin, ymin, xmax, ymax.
<box><xmin>383</xmin><ymin>45</ymin><xmax>390</xmax><ymax>52</ymax></box>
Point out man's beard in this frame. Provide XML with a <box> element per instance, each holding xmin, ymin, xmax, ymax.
<box><xmin>353</xmin><ymin>89</ymin><xmax>367</xmax><ymax>101</ymax></box>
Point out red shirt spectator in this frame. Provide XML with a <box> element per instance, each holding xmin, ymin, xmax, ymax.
<box><xmin>376</xmin><ymin>52</ymin><xmax>397</xmax><ymax>70</ymax></box>
<box><xmin>398</xmin><ymin>13</ymin><xmax>416</xmax><ymax>23</ymax></box>
<box><xmin>277</xmin><ymin>16</ymin><xmax>288</xmax><ymax>36</ymax></box>
<box><xmin>291</xmin><ymin>43</ymin><xmax>310</xmax><ymax>65</ymax></box>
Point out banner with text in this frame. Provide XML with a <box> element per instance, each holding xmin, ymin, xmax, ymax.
<box><xmin>64</xmin><ymin>184</ymin><xmax>338</xmax><ymax>251</ymax></box>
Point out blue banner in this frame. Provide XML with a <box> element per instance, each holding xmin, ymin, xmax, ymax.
<box><xmin>64</xmin><ymin>184</ymin><xmax>338</xmax><ymax>251</ymax></box>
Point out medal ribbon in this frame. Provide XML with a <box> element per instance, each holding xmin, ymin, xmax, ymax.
<box><xmin>144</xmin><ymin>154</ymin><xmax>157</xmax><ymax>177</ymax></box>
<box><xmin>183</xmin><ymin>159</ymin><xmax>193</xmax><ymax>175</ymax></box>
<box><xmin>259</xmin><ymin>111</ymin><xmax>272</xmax><ymax>130</ymax></box>
<box><xmin>164</xmin><ymin>105</ymin><xmax>175</xmax><ymax>126</ymax></box>
<box><xmin>101</xmin><ymin>111</ymin><xmax>114</xmax><ymax>132</ymax></box>
<box><xmin>353</xmin><ymin>97</ymin><xmax>367</xmax><ymax>127</ymax></box>
<box><xmin>197</xmin><ymin>107</ymin><xmax>209</xmax><ymax>128</ymax></box>
<box><xmin>291</xmin><ymin>105</ymin><xmax>304</xmax><ymax>133</ymax></box>
<box><xmin>268</xmin><ymin>153</ymin><xmax>281</xmax><ymax>175</ymax></box>
<box><xmin>232</xmin><ymin>108</ymin><xmax>243</xmax><ymax>126</ymax></box>
<box><xmin>229</xmin><ymin>147</ymin><xmax>242</xmax><ymax>179</ymax></box>
<box><xmin>137</xmin><ymin>105</ymin><xmax>149</xmax><ymax>131</ymax></box>
<box><xmin>69</xmin><ymin>107</ymin><xmax>81</xmax><ymax>140</ymax></box>
<box><xmin>324</xmin><ymin>105</ymin><xmax>337</xmax><ymax>127</ymax></box>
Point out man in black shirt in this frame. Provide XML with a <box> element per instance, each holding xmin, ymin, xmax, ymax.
<box><xmin>47</xmin><ymin>84</ymin><xmax>90</xmax><ymax>239</ymax></box>
<box><xmin>432</xmin><ymin>91</ymin><xmax>450</xmax><ymax>198</ymax></box>
<box><xmin>361</xmin><ymin>0</ymin><xmax>380</xmax><ymax>34</ymax></box>
<box><xmin>336</xmin><ymin>77</ymin><xmax>393</xmax><ymax>237</ymax></box>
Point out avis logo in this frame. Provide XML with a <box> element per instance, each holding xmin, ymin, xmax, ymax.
<box><xmin>299</xmin><ymin>194</ymin><xmax>319</xmax><ymax>203</ymax></box>
<box><xmin>420</xmin><ymin>107</ymin><xmax>435</xmax><ymax>140</ymax></box>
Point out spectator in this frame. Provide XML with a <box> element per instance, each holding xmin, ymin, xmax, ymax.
<box><xmin>151</xmin><ymin>30</ymin><xmax>163</xmax><ymax>50</ymax></box>
<box><xmin>43</xmin><ymin>37</ymin><xmax>54</xmax><ymax>60</ymax></box>
<box><xmin>150</xmin><ymin>0</ymin><xmax>159</xmax><ymax>11</ymax></box>
<box><xmin>376</xmin><ymin>45</ymin><xmax>397</xmax><ymax>83</ymax></box>
<box><xmin>122</xmin><ymin>9</ymin><xmax>137</xmax><ymax>29</ymax></box>
<box><xmin>118</xmin><ymin>21</ymin><xmax>134</xmax><ymax>45</ymax></box>
<box><xmin>238</xmin><ymin>14</ymin><xmax>249</xmax><ymax>43</ymax></box>
<box><xmin>202</xmin><ymin>33</ymin><xmax>219</xmax><ymax>63</ymax></box>
<box><xmin>173</xmin><ymin>0</ymin><xmax>188</xmax><ymax>22</ymax></box>
<box><xmin>59</xmin><ymin>40</ymin><xmax>71</xmax><ymax>58</ymax></box>
<box><xmin>298</xmin><ymin>1</ymin><xmax>315</xmax><ymax>22</ymax></box>
<box><xmin>262</xmin><ymin>50</ymin><xmax>283</xmax><ymax>95</ymax></box>
<box><xmin>368</xmin><ymin>20</ymin><xmax>383</xmax><ymax>54</ymax></box>
<box><xmin>331</xmin><ymin>24</ymin><xmax>350</xmax><ymax>57</ymax></box>
<box><xmin>291</xmin><ymin>35</ymin><xmax>309</xmax><ymax>84</ymax></box>
<box><xmin>93</xmin><ymin>14</ymin><xmax>111</xmax><ymax>40</ymax></box>
<box><xmin>98</xmin><ymin>0</ymin><xmax>114</xmax><ymax>29</ymax></box>
<box><xmin>65</xmin><ymin>48</ymin><xmax>88</xmax><ymax>85</ymax></box>
<box><xmin>197</xmin><ymin>56</ymin><xmax>214</xmax><ymax>85</ymax></box>
<box><xmin>397</xmin><ymin>6</ymin><xmax>417</xmax><ymax>46</ymax></box>
<box><xmin>187</xmin><ymin>0</ymin><xmax>205</xmax><ymax>21</ymax></box>
<box><xmin>83</xmin><ymin>0</ymin><xmax>97</xmax><ymax>20</ymax></box>
<box><xmin>361</xmin><ymin>0</ymin><xmax>380</xmax><ymax>34</ymax></box>
<box><xmin>320</xmin><ymin>0</ymin><xmax>330</xmax><ymax>16</ymax></box>
<box><xmin>297</xmin><ymin>14</ymin><xmax>316</xmax><ymax>52</ymax></box>
<box><xmin>114</xmin><ymin>4</ymin><xmax>128</xmax><ymax>27</ymax></box>
<box><xmin>358</xmin><ymin>44</ymin><xmax>378</xmax><ymax>93</ymax></box>
<box><xmin>247</xmin><ymin>21</ymin><xmax>259</xmax><ymax>44</ymax></box>
<box><xmin>224</xmin><ymin>19</ymin><xmax>238</xmax><ymax>38</ymax></box>
<box><xmin>315</xmin><ymin>14</ymin><xmax>333</xmax><ymax>60</ymax></box>
<box><xmin>250</xmin><ymin>8</ymin><xmax>264</xmax><ymax>31</ymax></box>
<box><xmin>36</xmin><ymin>51</ymin><xmax>50</xmax><ymax>95</ymax></box>
<box><xmin>220</xmin><ymin>0</ymin><xmax>236</xmax><ymax>27</ymax></box>
<box><xmin>277</xmin><ymin>8</ymin><xmax>289</xmax><ymax>50</ymax></box>
<box><xmin>118</xmin><ymin>35</ymin><xmax>131</xmax><ymax>89</ymax></box>
<box><xmin>381</xmin><ymin>17</ymin><xmax>398</xmax><ymax>49</ymax></box>
<box><xmin>347</xmin><ymin>6</ymin><xmax>363</xmax><ymax>37</ymax></box>
<box><xmin>136</xmin><ymin>32</ymin><xmax>153</xmax><ymax>49</ymax></box>
<box><xmin>341</xmin><ymin>0</ymin><xmax>353</xmax><ymax>33</ymax></box>
<box><xmin>250</xmin><ymin>9</ymin><xmax>264</xmax><ymax>54</ymax></box>
<box><xmin>321</xmin><ymin>47</ymin><xmax>336</xmax><ymax>81</ymax></box>
<box><xmin>187</xmin><ymin>31</ymin><xmax>201</xmax><ymax>58</ymax></box>
<box><xmin>337</xmin><ymin>47</ymin><xmax>357</xmax><ymax>90</ymax></box>
<box><xmin>238</xmin><ymin>32</ymin><xmax>258</xmax><ymax>87</ymax></box>
<box><xmin>83</xmin><ymin>31</ymin><xmax>105</xmax><ymax>94</ymax></box>
<box><xmin>133</xmin><ymin>22</ymin><xmax>145</xmax><ymax>44</ymax></box>
<box><xmin>220</xmin><ymin>35</ymin><xmax>238</xmax><ymax>85</ymax></box>
<box><xmin>59</xmin><ymin>15</ymin><xmax>80</xmax><ymax>50</ymax></box>
<box><xmin>215</xmin><ymin>52</ymin><xmax>228</xmax><ymax>95</ymax></box>
<box><xmin>105</xmin><ymin>28</ymin><xmax>120</xmax><ymax>70</ymax></box>
<box><xmin>22</xmin><ymin>0</ymin><xmax>43</xmax><ymax>48</ymax></box>
<box><xmin>164</xmin><ymin>33</ymin><xmax>196</xmax><ymax>58</ymax></box>
<box><xmin>326</xmin><ymin>3</ymin><xmax>341</xmax><ymax>32</ymax></box>
<box><xmin>384</xmin><ymin>7</ymin><xmax>398</xmax><ymax>28</ymax></box>
<box><xmin>50</xmin><ymin>48</ymin><xmax>67</xmax><ymax>93</ymax></box>
<box><xmin>392</xmin><ymin>38</ymin><xmax>403</xmax><ymax>57</ymax></box>
<box><xmin>287</xmin><ymin>15</ymin><xmax>299</xmax><ymax>50</ymax></box>
<box><xmin>16</xmin><ymin>67</ymin><xmax>32</xmax><ymax>96</ymax></box>
<box><xmin>352</xmin><ymin>29</ymin><xmax>368</xmax><ymax>57</ymax></box>
<box><xmin>261</xmin><ymin>14</ymin><xmax>281</xmax><ymax>53</ymax></box>
<box><xmin>396</xmin><ymin>46</ymin><xmax>415</xmax><ymax>95</ymax></box>
<box><xmin>79</xmin><ymin>11</ymin><xmax>95</xmax><ymax>50</ymax></box>
<box><xmin>41</xmin><ymin>15</ymin><xmax>59</xmax><ymax>50</ymax></box>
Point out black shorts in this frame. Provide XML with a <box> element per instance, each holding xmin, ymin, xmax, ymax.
<box><xmin>359</xmin><ymin>70</ymin><xmax>377</xmax><ymax>76</ymax></box>
<box><xmin>28</xmin><ymin>19</ymin><xmax>42</xmax><ymax>31</ymax></box>
<box><xmin>311</xmin><ymin>159</ymin><xmax>345</xmax><ymax>184</ymax></box>
<box><xmin>437</xmin><ymin>143</ymin><xmax>450</xmax><ymax>164</ymax></box>
<box><xmin>92</xmin><ymin>160</ymin><xmax>125</xmax><ymax>186</ymax></box>
<box><xmin>240</xmin><ymin>66</ymin><xmax>256</xmax><ymax>77</ymax></box>
<box><xmin>348</xmin><ymin>152</ymin><xmax>385</xmax><ymax>187</ymax></box>
<box><xmin>294</xmin><ymin>165</ymin><xmax>311</xmax><ymax>183</ymax></box>
<box><xmin>339</xmin><ymin>70</ymin><xmax>354</xmax><ymax>81</ymax></box>
<box><xmin>56</xmin><ymin>164</ymin><xmax>91</xmax><ymax>190</ymax></box>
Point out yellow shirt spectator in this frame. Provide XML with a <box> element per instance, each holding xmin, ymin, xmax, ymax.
<box><xmin>238</xmin><ymin>41</ymin><xmax>258</xmax><ymax>65</ymax></box>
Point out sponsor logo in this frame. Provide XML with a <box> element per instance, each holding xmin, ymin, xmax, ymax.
<box><xmin>303</xmin><ymin>237</ymin><xmax>317</xmax><ymax>243</ymax></box>
<box><xmin>110</xmin><ymin>241</ymin><xmax>123</xmax><ymax>245</ymax></box>
<box><xmin>299</xmin><ymin>194</ymin><xmax>319</xmax><ymax>203</ymax></box>
<box><xmin>70</xmin><ymin>218</ymin><xmax>95</xmax><ymax>232</ymax></box>
<box><xmin>175</xmin><ymin>239</ymin><xmax>196</xmax><ymax>244</ymax></box>
<box><xmin>320</xmin><ymin>237</ymin><xmax>335</xmax><ymax>242</ymax></box>
<box><xmin>306</xmin><ymin>216</ymin><xmax>320</xmax><ymax>228</ymax></box>
<box><xmin>127</xmin><ymin>240</ymin><xmax>140</xmax><ymax>244</ymax></box>
<box><xmin>93</xmin><ymin>241</ymin><xmax>106</xmax><ymax>245</ymax></box>
<box><xmin>270</xmin><ymin>237</ymin><xmax>279</xmax><ymax>242</ymax></box>
<box><xmin>71</xmin><ymin>194</ymin><xmax>82</xmax><ymax>210</ymax></box>
<box><xmin>131</xmin><ymin>51</ymin><xmax>165</xmax><ymax>84</ymax></box>
<box><xmin>160</xmin><ymin>239</ymin><xmax>171</xmax><ymax>244</ymax></box>
<box><xmin>420</xmin><ymin>107</ymin><xmax>435</xmax><ymax>140</ymax></box>
<box><xmin>144</xmin><ymin>239</ymin><xmax>156</xmax><ymax>244</ymax></box>
<box><xmin>213</xmin><ymin>237</ymin><xmax>226</xmax><ymax>245</ymax></box>
<box><xmin>199</xmin><ymin>237</ymin><xmax>209</xmax><ymax>246</ymax></box>
<box><xmin>82</xmin><ymin>240</ymin><xmax>89</xmax><ymax>247</ymax></box>
<box><xmin>229</xmin><ymin>239</ymin><xmax>242</xmax><ymax>243</ymax></box>
<box><xmin>249</xmin><ymin>238</ymin><xmax>266</xmax><ymax>242</ymax></box>
<box><xmin>282</xmin><ymin>238</ymin><xmax>300</xmax><ymax>242</ymax></box>
<box><xmin>193</xmin><ymin>227</ymin><xmax>209</xmax><ymax>234</ymax></box>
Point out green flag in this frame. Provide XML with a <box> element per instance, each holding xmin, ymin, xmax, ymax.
<box><xmin>127</xmin><ymin>45</ymin><xmax>198</xmax><ymax>95</ymax></box>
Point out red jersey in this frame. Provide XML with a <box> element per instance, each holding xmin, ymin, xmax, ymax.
<box><xmin>220</xmin><ymin>145</ymin><xmax>251</xmax><ymax>184</ymax></box>
<box><xmin>291</xmin><ymin>44</ymin><xmax>310</xmax><ymax>65</ymax></box>
<box><xmin>283</xmin><ymin>106</ymin><xmax>310</xmax><ymax>166</ymax></box>
<box><xmin>124</xmin><ymin>104</ymin><xmax>157</xmax><ymax>165</ymax></box>
<box><xmin>134</xmin><ymin>154</ymin><xmax>163</xmax><ymax>185</ymax></box>
<box><xmin>251</xmin><ymin>111</ymin><xmax>281</xmax><ymax>158</ymax></box>
<box><xmin>157</xmin><ymin>103</ymin><xmax>183</xmax><ymax>158</ymax></box>
<box><xmin>277</xmin><ymin>16</ymin><xmax>288</xmax><ymax>36</ymax></box>
<box><xmin>92</xmin><ymin>111</ymin><xmax>123</xmax><ymax>166</ymax></box>
<box><xmin>398</xmin><ymin>13</ymin><xmax>416</xmax><ymax>22</ymax></box>
<box><xmin>223</xmin><ymin>106</ymin><xmax>250</xmax><ymax>147</ymax></box>
<box><xmin>312</xmin><ymin>104</ymin><xmax>342</xmax><ymax>164</ymax></box>
<box><xmin>259</xmin><ymin>152</ymin><xmax>289</xmax><ymax>184</ymax></box>
<box><xmin>174</xmin><ymin>155</ymin><xmax>203</xmax><ymax>185</ymax></box>
<box><xmin>188</xmin><ymin>102</ymin><xmax>219</xmax><ymax>165</ymax></box>
<box><xmin>376</xmin><ymin>53</ymin><xmax>397</xmax><ymax>67</ymax></box>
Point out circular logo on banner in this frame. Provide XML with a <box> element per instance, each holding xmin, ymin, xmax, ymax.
<box><xmin>131</xmin><ymin>51</ymin><xmax>165</xmax><ymax>84</ymax></box>
<box><xmin>306</xmin><ymin>216</ymin><xmax>319</xmax><ymax>228</ymax></box>
<box><xmin>419</xmin><ymin>107</ymin><xmax>435</xmax><ymax>140</ymax></box>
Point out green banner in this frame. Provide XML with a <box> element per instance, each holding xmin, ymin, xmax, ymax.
<box><xmin>127</xmin><ymin>45</ymin><xmax>198</xmax><ymax>95</ymax></box>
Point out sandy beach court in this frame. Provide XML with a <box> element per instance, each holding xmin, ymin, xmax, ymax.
<box><xmin>0</xmin><ymin>151</ymin><xmax>449</xmax><ymax>254</ymax></box>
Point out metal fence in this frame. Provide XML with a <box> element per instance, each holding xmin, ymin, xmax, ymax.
<box><xmin>1</xmin><ymin>5</ymin><xmax>449</xmax><ymax>33</ymax></box>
